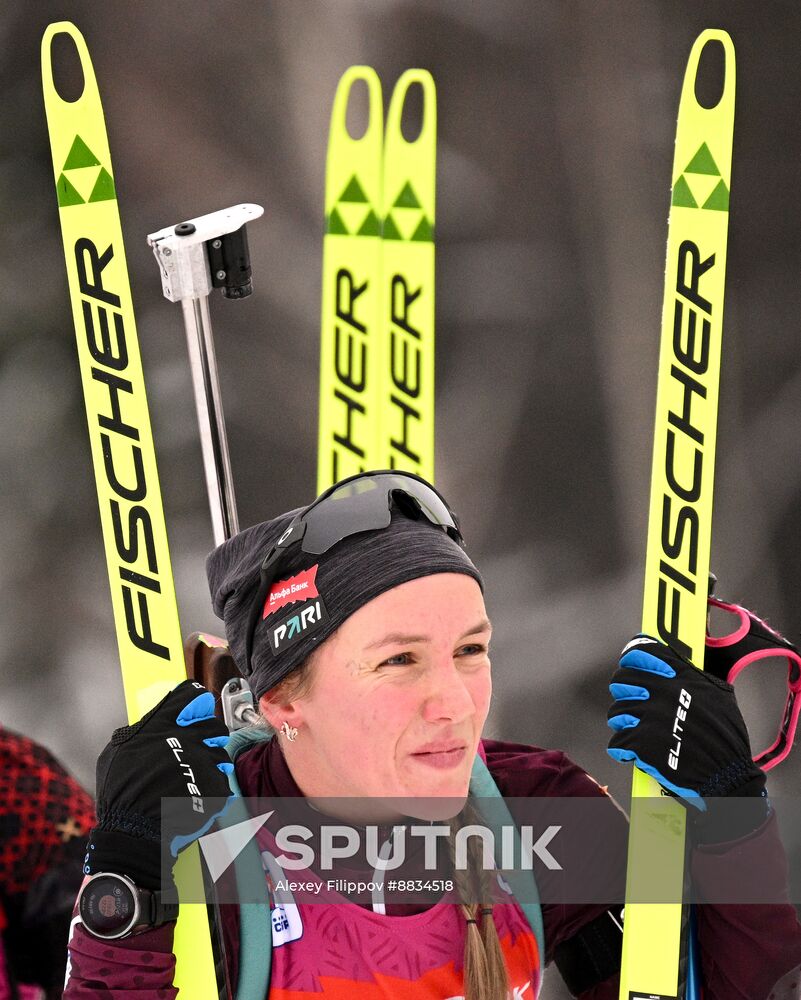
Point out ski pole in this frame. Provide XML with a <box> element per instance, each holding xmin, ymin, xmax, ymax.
<box><xmin>148</xmin><ymin>205</ymin><xmax>263</xmax><ymax>729</ymax></box>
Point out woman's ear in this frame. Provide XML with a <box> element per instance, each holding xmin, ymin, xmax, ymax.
<box><xmin>259</xmin><ymin>690</ymin><xmax>304</xmax><ymax>731</ymax></box>
<box><xmin>258</xmin><ymin>652</ymin><xmax>317</xmax><ymax>733</ymax></box>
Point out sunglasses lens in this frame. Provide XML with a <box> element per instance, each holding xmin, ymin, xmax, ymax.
<box><xmin>301</xmin><ymin>473</ymin><xmax>457</xmax><ymax>554</ymax></box>
<box><xmin>396</xmin><ymin>478</ymin><xmax>455</xmax><ymax>531</ymax></box>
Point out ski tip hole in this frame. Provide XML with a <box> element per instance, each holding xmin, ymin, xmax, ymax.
<box><xmin>694</xmin><ymin>38</ymin><xmax>726</xmax><ymax>110</ymax></box>
<box><xmin>345</xmin><ymin>78</ymin><xmax>371</xmax><ymax>141</ymax></box>
<box><xmin>50</xmin><ymin>30</ymin><xmax>85</xmax><ymax>103</ymax></box>
<box><xmin>399</xmin><ymin>81</ymin><xmax>425</xmax><ymax>143</ymax></box>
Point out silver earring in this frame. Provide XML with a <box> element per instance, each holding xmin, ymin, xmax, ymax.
<box><xmin>280</xmin><ymin>721</ymin><xmax>298</xmax><ymax>742</ymax></box>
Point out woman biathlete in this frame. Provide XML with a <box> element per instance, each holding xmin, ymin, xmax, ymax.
<box><xmin>66</xmin><ymin>472</ymin><xmax>801</xmax><ymax>998</ymax></box>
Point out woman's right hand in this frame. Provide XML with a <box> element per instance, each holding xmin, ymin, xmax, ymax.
<box><xmin>84</xmin><ymin>680</ymin><xmax>235</xmax><ymax>891</ymax></box>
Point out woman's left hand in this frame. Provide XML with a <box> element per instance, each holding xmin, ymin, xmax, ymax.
<box><xmin>606</xmin><ymin>635</ymin><xmax>766</xmax><ymax>812</ymax></box>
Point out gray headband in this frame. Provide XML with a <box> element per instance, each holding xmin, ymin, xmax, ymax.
<box><xmin>206</xmin><ymin>509</ymin><xmax>483</xmax><ymax>700</ymax></box>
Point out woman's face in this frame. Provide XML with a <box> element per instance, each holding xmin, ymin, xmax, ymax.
<box><xmin>260</xmin><ymin>572</ymin><xmax>492</xmax><ymax>802</ymax></box>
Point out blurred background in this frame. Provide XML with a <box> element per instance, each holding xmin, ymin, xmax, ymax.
<box><xmin>2</xmin><ymin>2</ymin><xmax>801</xmax><ymax>993</ymax></box>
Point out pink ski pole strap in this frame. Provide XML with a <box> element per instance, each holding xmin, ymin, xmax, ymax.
<box><xmin>706</xmin><ymin>598</ymin><xmax>801</xmax><ymax>770</ymax></box>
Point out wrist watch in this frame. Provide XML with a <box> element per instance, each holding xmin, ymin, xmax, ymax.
<box><xmin>78</xmin><ymin>872</ymin><xmax>179</xmax><ymax>939</ymax></box>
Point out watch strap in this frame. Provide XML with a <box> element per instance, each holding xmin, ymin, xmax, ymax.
<box><xmin>145</xmin><ymin>887</ymin><xmax>180</xmax><ymax>927</ymax></box>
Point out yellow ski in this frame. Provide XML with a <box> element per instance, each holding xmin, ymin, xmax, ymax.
<box><xmin>41</xmin><ymin>22</ymin><xmax>219</xmax><ymax>999</ymax></box>
<box><xmin>379</xmin><ymin>70</ymin><xmax>436</xmax><ymax>479</ymax></box>
<box><xmin>619</xmin><ymin>29</ymin><xmax>735</xmax><ymax>998</ymax></box>
<box><xmin>317</xmin><ymin>67</ymin><xmax>383</xmax><ymax>493</ymax></box>
<box><xmin>318</xmin><ymin>67</ymin><xmax>437</xmax><ymax>490</ymax></box>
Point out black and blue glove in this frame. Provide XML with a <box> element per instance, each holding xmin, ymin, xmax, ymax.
<box><xmin>607</xmin><ymin>635</ymin><xmax>767</xmax><ymax>838</ymax></box>
<box><xmin>84</xmin><ymin>680</ymin><xmax>235</xmax><ymax>891</ymax></box>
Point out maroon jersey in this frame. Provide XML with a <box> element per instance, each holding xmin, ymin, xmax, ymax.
<box><xmin>63</xmin><ymin>738</ymin><xmax>801</xmax><ymax>998</ymax></box>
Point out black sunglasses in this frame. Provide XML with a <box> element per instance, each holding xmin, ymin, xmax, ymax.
<box><xmin>242</xmin><ymin>471</ymin><xmax>464</xmax><ymax>677</ymax></box>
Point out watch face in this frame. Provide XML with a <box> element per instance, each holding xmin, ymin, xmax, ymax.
<box><xmin>80</xmin><ymin>874</ymin><xmax>138</xmax><ymax>937</ymax></box>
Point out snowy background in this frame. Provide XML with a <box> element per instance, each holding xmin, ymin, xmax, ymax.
<box><xmin>3</xmin><ymin>2</ymin><xmax>801</xmax><ymax>993</ymax></box>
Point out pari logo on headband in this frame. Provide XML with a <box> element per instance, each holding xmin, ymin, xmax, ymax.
<box><xmin>267</xmin><ymin>597</ymin><xmax>330</xmax><ymax>655</ymax></box>
<box><xmin>263</xmin><ymin>565</ymin><xmax>321</xmax><ymax>619</ymax></box>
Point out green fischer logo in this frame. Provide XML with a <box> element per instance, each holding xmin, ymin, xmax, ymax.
<box><xmin>384</xmin><ymin>181</ymin><xmax>433</xmax><ymax>242</ymax></box>
<box><xmin>325</xmin><ymin>176</ymin><xmax>433</xmax><ymax>241</ymax></box>
<box><xmin>326</xmin><ymin>174</ymin><xmax>380</xmax><ymax>236</ymax></box>
<box><xmin>671</xmin><ymin>142</ymin><xmax>728</xmax><ymax>212</ymax></box>
<box><xmin>56</xmin><ymin>135</ymin><xmax>116</xmax><ymax>208</ymax></box>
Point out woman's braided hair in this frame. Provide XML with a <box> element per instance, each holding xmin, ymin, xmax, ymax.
<box><xmin>448</xmin><ymin>798</ymin><xmax>509</xmax><ymax>1000</ymax></box>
